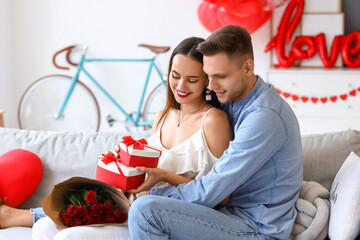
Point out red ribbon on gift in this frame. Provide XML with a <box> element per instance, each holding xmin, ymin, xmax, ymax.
<box><xmin>100</xmin><ymin>154</ymin><xmax>124</xmax><ymax>176</ymax></box>
<box><xmin>121</xmin><ymin>136</ymin><xmax>148</xmax><ymax>150</ymax></box>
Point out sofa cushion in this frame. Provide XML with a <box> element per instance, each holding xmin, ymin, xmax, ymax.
<box><xmin>328</xmin><ymin>151</ymin><xmax>360</xmax><ymax>240</ymax></box>
<box><xmin>0</xmin><ymin>128</ymin><xmax>151</xmax><ymax>209</ymax></box>
<box><xmin>0</xmin><ymin>227</ymin><xmax>32</xmax><ymax>240</ymax></box>
<box><xmin>301</xmin><ymin>130</ymin><xmax>360</xmax><ymax>191</ymax></box>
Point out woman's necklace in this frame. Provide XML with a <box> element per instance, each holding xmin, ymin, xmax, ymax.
<box><xmin>177</xmin><ymin>101</ymin><xmax>206</xmax><ymax>127</ymax></box>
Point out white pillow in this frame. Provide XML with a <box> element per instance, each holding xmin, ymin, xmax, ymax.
<box><xmin>329</xmin><ymin>151</ymin><xmax>360</xmax><ymax>240</ymax></box>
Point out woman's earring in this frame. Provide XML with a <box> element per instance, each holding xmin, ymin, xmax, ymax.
<box><xmin>206</xmin><ymin>88</ymin><xmax>212</xmax><ymax>101</ymax></box>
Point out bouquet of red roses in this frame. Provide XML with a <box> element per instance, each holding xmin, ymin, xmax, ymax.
<box><xmin>59</xmin><ymin>187</ymin><xmax>127</xmax><ymax>227</ymax></box>
<box><xmin>42</xmin><ymin>177</ymin><xmax>130</xmax><ymax>230</ymax></box>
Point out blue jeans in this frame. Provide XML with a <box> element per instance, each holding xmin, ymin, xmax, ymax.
<box><xmin>30</xmin><ymin>207</ymin><xmax>47</xmax><ymax>223</ymax></box>
<box><xmin>128</xmin><ymin>195</ymin><xmax>275</xmax><ymax>240</ymax></box>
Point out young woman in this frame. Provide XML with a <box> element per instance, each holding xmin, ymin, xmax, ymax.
<box><xmin>0</xmin><ymin>37</ymin><xmax>232</xmax><ymax>239</ymax></box>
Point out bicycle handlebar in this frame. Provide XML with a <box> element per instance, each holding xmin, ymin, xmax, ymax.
<box><xmin>52</xmin><ymin>45</ymin><xmax>79</xmax><ymax>70</ymax></box>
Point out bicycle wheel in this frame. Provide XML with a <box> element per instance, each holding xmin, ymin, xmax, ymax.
<box><xmin>18</xmin><ymin>75</ymin><xmax>100</xmax><ymax>131</ymax></box>
<box><xmin>142</xmin><ymin>82</ymin><xmax>167</xmax><ymax>128</ymax></box>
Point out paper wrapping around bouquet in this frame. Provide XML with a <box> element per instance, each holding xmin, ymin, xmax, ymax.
<box><xmin>119</xmin><ymin>142</ymin><xmax>161</xmax><ymax>168</ymax></box>
<box><xmin>42</xmin><ymin>177</ymin><xmax>130</xmax><ymax>230</ymax></box>
<box><xmin>96</xmin><ymin>157</ymin><xmax>145</xmax><ymax>191</ymax></box>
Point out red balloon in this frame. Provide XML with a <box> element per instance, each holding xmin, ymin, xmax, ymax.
<box><xmin>315</xmin><ymin>33</ymin><xmax>343</xmax><ymax>68</ymax></box>
<box><xmin>265</xmin><ymin>0</ymin><xmax>304</xmax><ymax>67</ymax></box>
<box><xmin>291</xmin><ymin>36</ymin><xmax>316</xmax><ymax>59</ymax></box>
<box><xmin>342</xmin><ymin>31</ymin><xmax>360</xmax><ymax>68</ymax></box>
<box><xmin>197</xmin><ymin>1</ymin><xmax>223</xmax><ymax>32</ymax></box>
<box><xmin>0</xmin><ymin>149</ymin><xmax>42</xmax><ymax>207</ymax></box>
<box><xmin>217</xmin><ymin>0</ymin><xmax>272</xmax><ymax>34</ymax></box>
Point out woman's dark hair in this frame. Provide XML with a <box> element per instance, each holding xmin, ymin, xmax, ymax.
<box><xmin>157</xmin><ymin>37</ymin><xmax>220</xmax><ymax>127</ymax></box>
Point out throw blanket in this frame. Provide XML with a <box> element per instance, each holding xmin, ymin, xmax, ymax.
<box><xmin>289</xmin><ymin>181</ymin><xmax>330</xmax><ymax>240</ymax></box>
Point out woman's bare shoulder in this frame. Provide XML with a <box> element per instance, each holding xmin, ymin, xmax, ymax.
<box><xmin>204</xmin><ymin>108</ymin><xmax>229</xmax><ymax>126</ymax></box>
<box><xmin>203</xmin><ymin>108</ymin><xmax>232</xmax><ymax>158</ymax></box>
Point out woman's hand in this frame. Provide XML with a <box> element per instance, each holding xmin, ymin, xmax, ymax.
<box><xmin>106</xmin><ymin>144</ymin><xmax>120</xmax><ymax>158</ymax></box>
<box><xmin>133</xmin><ymin>191</ymin><xmax>149</xmax><ymax>200</ymax></box>
<box><xmin>128</xmin><ymin>167</ymin><xmax>168</xmax><ymax>193</ymax></box>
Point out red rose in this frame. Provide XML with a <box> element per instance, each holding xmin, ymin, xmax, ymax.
<box><xmin>94</xmin><ymin>216</ymin><xmax>104</xmax><ymax>224</ymax></box>
<box><xmin>82</xmin><ymin>215</ymin><xmax>94</xmax><ymax>225</ymax></box>
<box><xmin>70</xmin><ymin>218</ymin><xmax>82</xmax><ymax>227</ymax></box>
<box><xmin>105</xmin><ymin>214</ymin><xmax>115</xmax><ymax>223</ymax></box>
<box><xmin>114</xmin><ymin>209</ymin><xmax>127</xmax><ymax>223</ymax></box>
<box><xmin>67</xmin><ymin>205</ymin><xmax>78</xmax><ymax>217</ymax></box>
<box><xmin>77</xmin><ymin>205</ymin><xmax>89</xmax><ymax>218</ymax></box>
<box><xmin>59</xmin><ymin>213</ymin><xmax>71</xmax><ymax>226</ymax></box>
<box><xmin>85</xmin><ymin>190</ymin><xmax>97</xmax><ymax>205</ymax></box>
<box><xmin>90</xmin><ymin>203</ymin><xmax>103</xmax><ymax>216</ymax></box>
<box><xmin>103</xmin><ymin>201</ymin><xmax>114</xmax><ymax>215</ymax></box>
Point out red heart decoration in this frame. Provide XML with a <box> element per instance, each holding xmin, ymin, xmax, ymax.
<box><xmin>358</xmin><ymin>87</ymin><xmax>360</xmax><ymax>92</ymax></box>
<box><xmin>330</xmin><ymin>96</ymin><xmax>337</xmax><ymax>102</ymax></box>
<box><xmin>197</xmin><ymin>1</ymin><xmax>223</xmax><ymax>32</ymax></box>
<box><xmin>292</xmin><ymin>95</ymin><xmax>299</xmax><ymax>101</ymax></box>
<box><xmin>198</xmin><ymin>0</ymin><xmax>272</xmax><ymax>33</ymax></box>
<box><xmin>311</xmin><ymin>97</ymin><xmax>318</xmax><ymax>104</ymax></box>
<box><xmin>217</xmin><ymin>0</ymin><xmax>272</xmax><ymax>34</ymax></box>
<box><xmin>320</xmin><ymin>97</ymin><xmax>328</xmax><ymax>103</ymax></box>
<box><xmin>276</xmin><ymin>88</ymin><xmax>282</xmax><ymax>94</ymax></box>
<box><xmin>283</xmin><ymin>92</ymin><xmax>291</xmax><ymax>98</ymax></box>
<box><xmin>340</xmin><ymin>94</ymin><xmax>348</xmax><ymax>101</ymax></box>
<box><xmin>301</xmin><ymin>96</ymin><xmax>309</xmax><ymax>103</ymax></box>
<box><xmin>349</xmin><ymin>90</ymin><xmax>357</xmax><ymax>96</ymax></box>
<box><xmin>0</xmin><ymin>149</ymin><xmax>42</xmax><ymax>207</ymax></box>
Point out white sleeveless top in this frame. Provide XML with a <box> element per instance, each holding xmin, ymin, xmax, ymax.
<box><xmin>147</xmin><ymin>108</ymin><xmax>219</xmax><ymax>188</ymax></box>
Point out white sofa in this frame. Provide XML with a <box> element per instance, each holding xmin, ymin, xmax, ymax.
<box><xmin>0</xmin><ymin>127</ymin><xmax>359</xmax><ymax>240</ymax></box>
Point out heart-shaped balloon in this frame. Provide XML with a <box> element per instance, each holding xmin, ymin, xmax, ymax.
<box><xmin>217</xmin><ymin>0</ymin><xmax>272</xmax><ymax>33</ymax></box>
<box><xmin>198</xmin><ymin>1</ymin><xmax>223</xmax><ymax>32</ymax></box>
<box><xmin>0</xmin><ymin>149</ymin><xmax>42</xmax><ymax>207</ymax></box>
<box><xmin>198</xmin><ymin>0</ymin><xmax>272</xmax><ymax>33</ymax></box>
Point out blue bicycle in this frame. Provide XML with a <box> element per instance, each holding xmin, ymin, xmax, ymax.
<box><xmin>18</xmin><ymin>44</ymin><xmax>170</xmax><ymax>131</ymax></box>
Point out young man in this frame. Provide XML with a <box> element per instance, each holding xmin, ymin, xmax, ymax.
<box><xmin>128</xmin><ymin>25</ymin><xmax>303</xmax><ymax>240</ymax></box>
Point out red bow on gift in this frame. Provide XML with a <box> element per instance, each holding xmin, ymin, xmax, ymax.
<box><xmin>121</xmin><ymin>136</ymin><xmax>147</xmax><ymax>150</ymax></box>
<box><xmin>100</xmin><ymin>154</ymin><xmax>124</xmax><ymax>176</ymax></box>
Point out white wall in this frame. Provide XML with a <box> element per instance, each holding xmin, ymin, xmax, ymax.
<box><xmin>0</xmin><ymin>0</ymin><xmax>13</xmax><ymax>127</ymax></box>
<box><xmin>1</xmin><ymin>0</ymin><xmax>271</xmax><ymax>131</ymax></box>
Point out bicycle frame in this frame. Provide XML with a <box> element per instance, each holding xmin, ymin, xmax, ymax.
<box><xmin>56</xmin><ymin>47</ymin><xmax>167</xmax><ymax>127</ymax></box>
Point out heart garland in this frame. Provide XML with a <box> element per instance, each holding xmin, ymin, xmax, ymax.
<box><xmin>275</xmin><ymin>87</ymin><xmax>360</xmax><ymax>103</ymax></box>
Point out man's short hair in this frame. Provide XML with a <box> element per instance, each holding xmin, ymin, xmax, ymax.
<box><xmin>197</xmin><ymin>25</ymin><xmax>254</xmax><ymax>65</ymax></box>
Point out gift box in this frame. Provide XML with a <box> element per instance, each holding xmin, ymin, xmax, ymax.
<box><xmin>42</xmin><ymin>177</ymin><xmax>130</xmax><ymax>230</ymax></box>
<box><xmin>96</xmin><ymin>154</ymin><xmax>146</xmax><ymax>191</ymax></box>
<box><xmin>119</xmin><ymin>136</ymin><xmax>161</xmax><ymax>168</ymax></box>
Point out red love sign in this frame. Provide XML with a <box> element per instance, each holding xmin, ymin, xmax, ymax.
<box><xmin>265</xmin><ymin>0</ymin><xmax>360</xmax><ymax>68</ymax></box>
<box><xmin>0</xmin><ymin>149</ymin><xmax>42</xmax><ymax>208</ymax></box>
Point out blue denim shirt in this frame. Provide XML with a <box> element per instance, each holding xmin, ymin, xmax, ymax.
<box><xmin>149</xmin><ymin>76</ymin><xmax>303</xmax><ymax>239</ymax></box>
